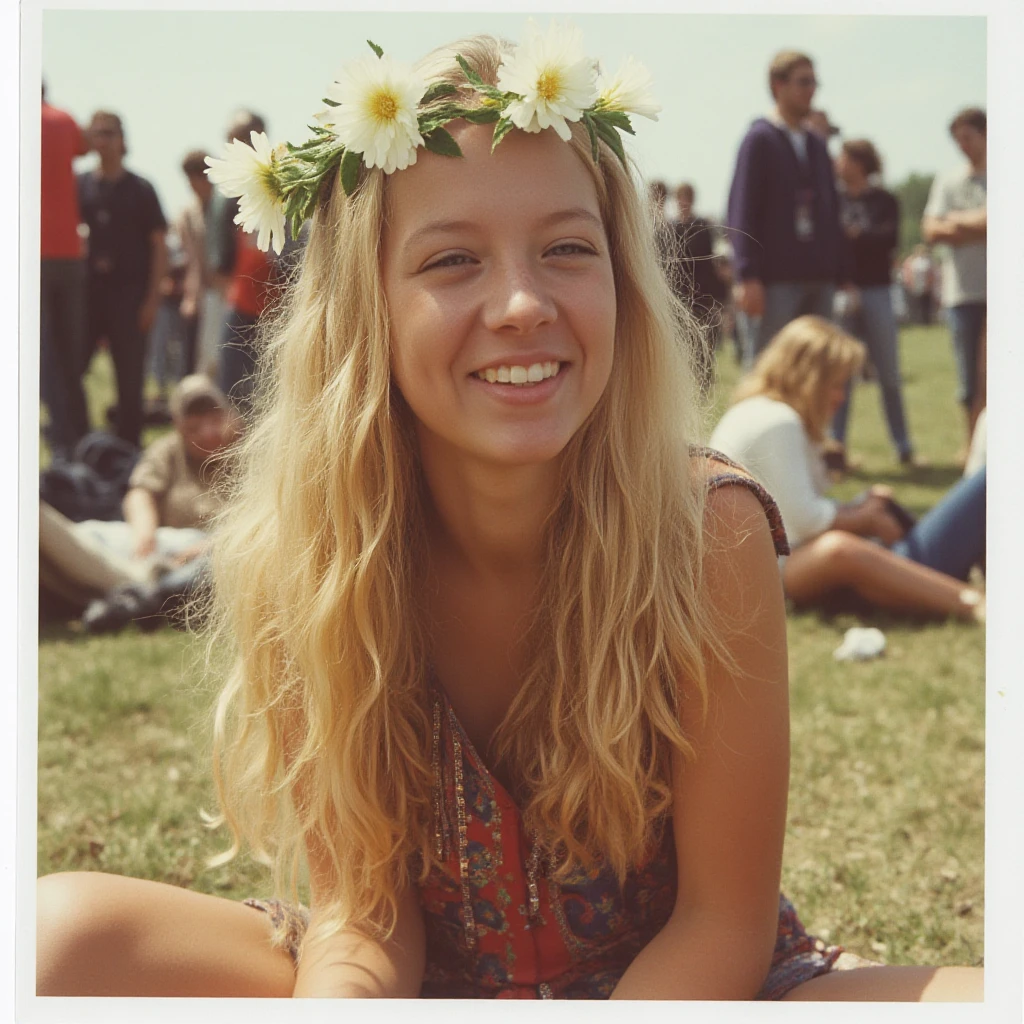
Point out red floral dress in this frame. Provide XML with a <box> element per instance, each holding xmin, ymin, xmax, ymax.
<box><xmin>246</xmin><ymin>457</ymin><xmax>845</xmax><ymax>998</ymax></box>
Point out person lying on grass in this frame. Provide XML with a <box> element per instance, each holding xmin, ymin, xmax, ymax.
<box><xmin>710</xmin><ymin>315</ymin><xmax>985</xmax><ymax>623</ymax></box>
<box><xmin>36</xmin><ymin>27</ymin><xmax>982</xmax><ymax>1001</ymax></box>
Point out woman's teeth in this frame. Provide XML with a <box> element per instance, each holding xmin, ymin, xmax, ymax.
<box><xmin>474</xmin><ymin>361</ymin><xmax>561</xmax><ymax>386</ymax></box>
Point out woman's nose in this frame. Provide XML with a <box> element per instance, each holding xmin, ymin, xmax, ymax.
<box><xmin>481</xmin><ymin>259</ymin><xmax>557</xmax><ymax>335</ymax></box>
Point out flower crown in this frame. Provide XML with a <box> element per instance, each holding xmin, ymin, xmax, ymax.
<box><xmin>205</xmin><ymin>21</ymin><xmax>661</xmax><ymax>254</ymax></box>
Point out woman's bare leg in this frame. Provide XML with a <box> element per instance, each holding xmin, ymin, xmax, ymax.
<box><xmin>36</xmin><ymin>872</ymin><xmax>296</xmax><ymax>997</ymax></box>
<box><xmin>782</xmin><ymin>965</ymin><xmax>983</xmax><ymax>1001</ymax></box>
<box><xmin>784</xmin><ymin>531</ymin><xmax>983</xmax><ymax>621</ymax></box>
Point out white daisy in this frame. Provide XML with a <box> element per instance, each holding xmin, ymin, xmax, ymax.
<box><xmin>496</xmin><ymin>20</ymin><xmax>599</xmax><ymax>142</ymax></box>
<box><xmin>205</xmin><ymin>131</ymin><xmax>287</xmax><ymax>255</ymax></box>
<box><xmin>596</xmin><ymin>56</ymin><xmax>661</xmax><ymax>121</ymax></box>
<box><xmin>319</xmin><ymin>53</ymin><xmax>426</xmax><ymax>174</ymax></box>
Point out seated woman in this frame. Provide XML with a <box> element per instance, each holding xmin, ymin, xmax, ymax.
<box><xmin>37</xmin><ymin>31</ymin><xmax>980</xmax><ymax>1002</ymax></box>
<box><xmin>709</xmin><ymin>315</ymin><xmax>985</xmax><ymax>621</ymax></box>
<box><xmin>39</xmin><ymin>374</ymin><xmax>240</xmax><ymax>630</ymax></box>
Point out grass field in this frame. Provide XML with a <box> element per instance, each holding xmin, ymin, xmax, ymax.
<box><xmin>37</xmin><ymin>322</ymin><xmax>984</xmax><ymax>968</ymax></box>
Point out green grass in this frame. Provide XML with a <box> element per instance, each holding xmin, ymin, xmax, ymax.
<box><xmin>37</xmin><ymin>324</ymin><xmax>984</xmax><ymax>966</ymax></box>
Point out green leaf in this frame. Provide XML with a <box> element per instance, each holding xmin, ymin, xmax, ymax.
<box><xmin>593</xmin><ymin>118</ymin><xmax>628</xmax><ymax>168</ymax></box>
<box><xmin>460</xmin><ymin>106</ymin><xmax>501</xmax><ymax>125</ymax></box>
<box><xmin>367</xmin><ymin>39</ymin><xmax>384</xmax><ymax>59</ymax></box>
<box><xmin>423</xmin><ymin>127</ymin><xmax>463</xmax><ymax>158</ymax></box>
<box><xmin>320</xmin><ymin>96</ymin><xmax>340</xmax><ymax>108</ymax></box>
<box><xmin>455</xmin><ymin>54</ymin><xmax>485</xmax><ymax>88</ymax></box>
<box><xmin>416</xmin><ymin>102</ymin><xmax>466</xmax><ymax>134</ymax></box>
<box><xmin>582</xmin><ymin>112</ymin><xmax>600</xmax><ymax>164</ymax></box>
<box><xmin>340</xmin><ymin>148</ymin><xmax>361</xmax><ymax>196</ymax></box>
<box><xmin>420</xmin><ymin>81</ymin><xmax>459</xmax><ymax>105</ymax></box>
<box><xmin>595</xmin><ymin>108</ymin><xmax>635</xmax><ymax>134</ymax></box>
<box><xmin>491</xmin><ymin>116</ymin><xmax>515</xmax><ymax>153</ymax></box>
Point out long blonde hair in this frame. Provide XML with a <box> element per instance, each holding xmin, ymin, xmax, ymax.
<box><xmin>208</xmin><ymin>34</ymin><xmax>723</xmax><ymax>941</ymax></box>
<box><xmin>733</xmin><ymin>314</ymin><xmax>865</xmax><ymax>441</ymax></box>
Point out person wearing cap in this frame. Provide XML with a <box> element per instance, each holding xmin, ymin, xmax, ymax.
<box><xmin>39</xmin><ymin>375</ymin><xmax>240</xmax><ymax>627</ymax></box>
<box><xmin>121</xmin><ymin>373</ymin><xmax>239</xmax><ymax>561</ymax></box>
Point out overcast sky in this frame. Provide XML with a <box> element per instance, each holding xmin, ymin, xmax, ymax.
<box><xmin>39</xmin><ymin>10</ymin><xmax>985</xmax><ymax>231</ymax></box>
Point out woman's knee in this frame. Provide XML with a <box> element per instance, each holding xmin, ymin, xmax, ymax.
<box><xmin>36</xmin><ymin>872</ymin><xmax>138</xmax><ymax>995</ymax></box>
<box><xmin>812</xmin><ymin>530</ymin><xmax>865</xmax><ymax>573</ymax></box>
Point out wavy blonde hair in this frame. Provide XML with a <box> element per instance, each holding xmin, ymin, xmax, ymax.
<box><xmin>208</xmin><ymin>34</ymin><xmax>726</xmax><ymax>942</ymax></box>
<box><xmin>732</xmin><ymin>314</ymin><xmax>865</xmax><ymax>441</ymax></box>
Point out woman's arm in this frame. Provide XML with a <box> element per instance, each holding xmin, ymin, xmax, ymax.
<box><xmin>293</xmin><ymin>878</ymin><xmax>426</xmax><ymax>998</ymax></box>
<box><xmin>611</xmin><ymin>483</ymin><xmax>790</xmax><ymax>999</ymax></box>
<box><xmin>282</xmin><ymin>713</ymin><xmax>426</xmax><ymax>998</ymax></box>
<box><xmin>122</xmin><ymin>487</ymin><xmax>160</xmax><ymax>559</ymax></box>
<box><xmin>743</xmin><ymin>418</ymin><xmax>837</xmax><ymax>548</ymax></box>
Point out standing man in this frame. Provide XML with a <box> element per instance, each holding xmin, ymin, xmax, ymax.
<box><xmin>726</xmin><ymin>51</ymin><xmax>849</xmax><ymax>364</ymax></box>
<box><xmin>922</xmin><ymin>107</ymin><xmax>986</xmax><ymax>449</ymax></box>
<box><xmin>40</xmin><ymin>83</ymin><xmax>90</xmax><ymax>461</ymax></box>
<box><xmin>78</xmin><ymin>111</ymin><xmax>168</xmax><ymax>449</ymax></box>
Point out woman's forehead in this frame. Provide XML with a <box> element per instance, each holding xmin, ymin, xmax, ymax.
<box><xmin>384</xmin><ymin>122</ymin><xmax>603</xmax><ymax>238</ymax></box>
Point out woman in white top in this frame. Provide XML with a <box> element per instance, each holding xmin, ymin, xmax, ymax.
<box><xmin>709</xmin><ymin>316</ymin><xmax>985</xmax><ymax>621</ymax></box>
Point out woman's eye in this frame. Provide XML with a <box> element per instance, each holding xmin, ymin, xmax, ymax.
<box><xmin>424</xmin><ymin>253</ymin><xmax>474</xmax><ymax>270</ymax></box>
<box><xmin>546</xmin><ymin>242</ymin><xmax>598</xmax><ymax>258</ymax></box>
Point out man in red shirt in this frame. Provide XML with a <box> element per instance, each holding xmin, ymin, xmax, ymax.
<box><xmin>41</xmin><ymin>84</ymin><xmax>90</xmax><ymax>460</ymax></box>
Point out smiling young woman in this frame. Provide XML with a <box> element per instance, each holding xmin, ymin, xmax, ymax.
<box><xmin>36</xmin><ymin>29</ymin><xmax>981</xmax><ymax>1002</ymax></box>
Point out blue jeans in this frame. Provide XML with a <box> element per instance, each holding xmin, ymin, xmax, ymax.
<box><xmin>946</xmin><ymin>302</ymin><xmax>986</xmax><ymax>406</ymax></box>
<box><xmin>892</xmin><ymin>466</ymin><xmax>985</xmax><ymax>581</ymax></box>
<box><xmin>737</xmin><ymin>281</ymin><xmax>836</xmax><ymax>367</ymax></box>
<box><xmin>831</xmin><ymin>286</ymin><xmax>913</xmax><ymax>459</ymax></box>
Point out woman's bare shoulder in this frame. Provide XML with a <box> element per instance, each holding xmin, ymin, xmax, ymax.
<box><xmin>689</xmin><ymin>446</ymin><xmax>790</xmax><ymax>557</ymax></box>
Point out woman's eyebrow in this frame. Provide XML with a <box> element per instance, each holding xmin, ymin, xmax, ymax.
<box><xmin>537</xmin><ymin>207</ymin><xmax>605</xmax><ymax>231</ymax></box>
<box><xmin>402</xmin><ymin>207</ymin><xmax>604</xmax><ymax>250</ymax></box>
<box><xmin>403</xmin><ymin>219</ymin><xmax>478</xmax><ymax>249</ymax></box>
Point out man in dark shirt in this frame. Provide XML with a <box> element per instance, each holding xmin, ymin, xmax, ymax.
<box><xmin>832</xmin><ymin>138</ymin><xmax>915</xmax><ymax>465</ymax></box>
<box><xmin>78</xmin><ymin>110</ymin><xmax>168</xmax><ymax>447</ymax></box>
<box><xmin>726</xmin><ymin>51</ymin><xmax>849</xmax><ymax>365</ymax></box>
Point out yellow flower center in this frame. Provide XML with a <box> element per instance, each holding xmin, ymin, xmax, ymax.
<box><xmin>259</xmin><ymin>163</ymin><xmax>282</xmax><ymax>200</ymax></box>
<box><xmin>370</xmin><ymin>89</ymin><xmax>399</xmax><ymax>123</ymax></box>
<box><xmin>536</xmin><ymin>67</ymin><xmax>564</xmax><ymax>103</ymax></box>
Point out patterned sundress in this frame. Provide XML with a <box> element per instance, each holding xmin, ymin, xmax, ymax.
<box><xmin>245</xmin><ymin>454</ymin><xmax>872</xmax><ymax>998</ymax></box>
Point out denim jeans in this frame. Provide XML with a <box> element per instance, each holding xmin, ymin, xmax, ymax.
<box><xmin>831</xmin><ymin>285</ymin><xmax>913</xmax><ymax>460</ymax></box>
<box><xmin>40</xmin><ymin>259</ymin><xmax>90</xmax><ymax>458</ymax></box>
<box><xmin>946</xmin><ymin>302</ymin><xmax>986</xmax><ymax>406</ymax></box>
<box><xmin>892</xmin><ymin>466</ymin><xmax>985</xmax><ymax>581</ymax></box>
<box><xmin>737</xmin><ymin>281</ymin><xmax>836</xmax><ymax>367</ymax></box>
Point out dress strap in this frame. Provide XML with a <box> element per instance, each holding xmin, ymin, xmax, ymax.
<box><xmin>691</xmin><ymin>445</ymin><xmax>790</xmax><ymax>558</ymax></box>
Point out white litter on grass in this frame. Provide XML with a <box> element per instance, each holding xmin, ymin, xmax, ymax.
<box><xmin>833</xmin><ymin>627</ymin><xmax>887</xmax><ymax>662</ymax></box>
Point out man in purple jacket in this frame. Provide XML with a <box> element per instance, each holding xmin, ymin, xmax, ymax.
<box><xmin>727</xmin><ymin>51</ymin><xmax>849</xmax><ymax>365</ymax></box>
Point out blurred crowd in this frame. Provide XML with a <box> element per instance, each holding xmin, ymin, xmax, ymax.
<box><xmin>38</xmin><ymin>46</ymin><xmax>986</xmax><ymax>632</ymax></box>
